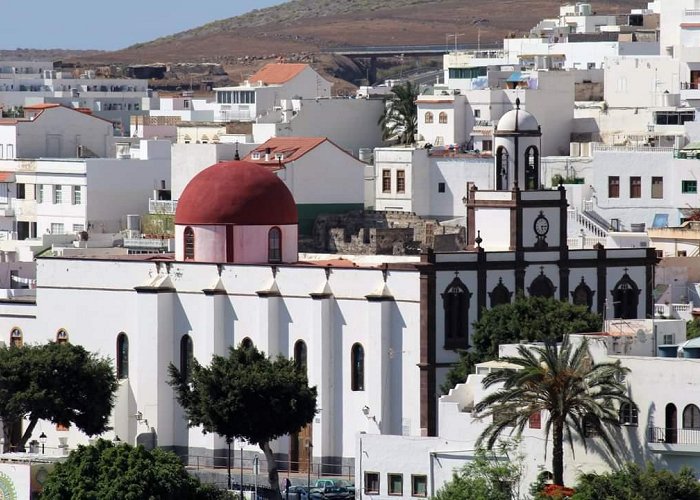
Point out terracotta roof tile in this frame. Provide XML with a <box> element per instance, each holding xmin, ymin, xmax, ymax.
<box><xmin>23</xmin><ymin>103</ymin><xmax>61</xmax><ymax>110</ymax></box>
<box><xmin>244</xmin><ymin>137</ymin><xmax>327</xmax><ymax>166</ymax></box>
<box><xmin>247</xmin><ymin>63</ymin><xmax>308</xmax><ymax>85</ymax></box>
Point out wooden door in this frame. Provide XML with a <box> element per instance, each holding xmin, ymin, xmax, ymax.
<box><xmin>290</xmin><ymin>423</ymin><xmax>313</xmax><ymax>473</ymax></box>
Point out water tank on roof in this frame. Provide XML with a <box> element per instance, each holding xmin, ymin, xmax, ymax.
<box><xmin>662</xmin><ymin>92</ymin><xmax>680</xmax><ymax>107</ymax></box>
<box><xmin>358</xmin><ymin>148</ymin><xmax>373</xmax><ymax>163</ymax></box>
<box><xmin>576</xmin><ymin>3</ymin><xmax>592</xmax><ymax>15</ymax></box>
<box><xmin>126</xmin><ymin>215</ymin><xmax>141</xmax><ymax>232</ymax></box>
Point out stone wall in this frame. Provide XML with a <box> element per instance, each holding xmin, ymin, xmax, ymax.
<box><xmin>303</xmin><ymin>210</ymin><xmax>465</xmax><ymax>255</ymax></box>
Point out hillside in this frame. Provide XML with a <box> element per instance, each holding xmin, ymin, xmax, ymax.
<box><xmin>54</xmin><ymin>0</ymin><xmax>645</xmax><ymax>89</ymax></box>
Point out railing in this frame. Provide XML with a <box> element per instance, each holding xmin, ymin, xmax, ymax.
<box><xmin>184</xmin><ymin>454</ymin><xmax>355</xmax><ymax>482</ymax></box>
<box><xmin>567</xmin><ymin>236</ymin><xmax>607</xmax><ymax>249</ymax></box>
<box><xmin>685</xmin><ymin>9</ymin><xmax>700</xmax><ymax>15</ymax></box>
<box><xmin>123</xmin><ymin>238</ymin><xmax>169</xmax><ymax>249</ymax></box>
<box><xmin>568</xmin><ymin>208</ymin><xmax>608</xmax><ymax>238</ymax></box>
<box><xmin>592</xmin><ymin>143</ymin><xmax>675</xmax><ymax>153</ymax></box>
<box><xmin>648</xmin><ymin>427</ymin><xmax>700</xmax><ymax>445</ymax></box>
<box><xmin>653</xmin><ymin>302</ymin><xmax>694</xmax><ymax>320</ymax></box>
<box><xmin>149</xmin><ymin>199</ymin><xmax>177</xmax><ymax>214</ymax></box>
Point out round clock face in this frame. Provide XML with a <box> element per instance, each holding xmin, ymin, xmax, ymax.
<box><xmin>535</xmin><ymin>215</ymin><xmax>549</xmax><ymax>236</ymax></box>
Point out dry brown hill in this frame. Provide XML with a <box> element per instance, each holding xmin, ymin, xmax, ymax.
<box><xmin>35</xmin><ymin>0</ymin><xmax>645</xmax><ymax>89</ymax></box>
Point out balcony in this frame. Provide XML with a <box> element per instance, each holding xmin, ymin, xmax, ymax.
<box><xmin>149</xmin><ymin>199</ymin><xmax>177</xmax><ymax>215</ymax></box>
<box><xmin>648</xmin><ymin>427</ymin><xmax>700</xmax><ymax>455</ymax></box>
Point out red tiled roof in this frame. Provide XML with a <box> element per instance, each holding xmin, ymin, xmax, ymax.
<box><xmin>243</xmin><ymin>137</ymin><xmax>327</xmax><ymax>167</ymax></box>
<box><xmin>247</xmin><ymin>63</ymin><xmax>308</xmax><ymax>85</ymax></box>
<box><xmin>23</xmin><ymin>103</ymin><xmax>61</xmax><ymax>110</ymax></box>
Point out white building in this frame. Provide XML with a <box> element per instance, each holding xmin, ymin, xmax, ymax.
<box><xmin>0</xmin><ymin>103</ymin><xmax>114</xmax><ymax>160</ymax></box>
<box><xmin>0</xmin><ymin>108</ymin><xmax>655</xmax><ymax>477</ymax></box>
<box><xmin>0</xmin><ymin>140</ymin><xmax>171</xmax><ymax>239</ymax></box>
<box><xmin>212</xmin><ymin>63</ymin><xmax>332</xmax><ymax>122</ymax></box>
<box><xmin>357</xmin><ymin>323</ymin><xmax>700</xmax><ymax>498</ymax></box>
<box><xmin>0</xmin><ymin>61</ymin><xmax>150</xmax><ymax>135</ymax></box>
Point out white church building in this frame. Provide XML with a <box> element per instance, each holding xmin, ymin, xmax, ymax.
<box><xmin>0</xmin><ymin>106</ymin><xmax>657</xmax><ymax>474</ymax></box>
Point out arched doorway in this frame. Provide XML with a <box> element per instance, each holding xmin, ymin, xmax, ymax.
<box><xmin>290</xmin><ymin>340</ymin><xmax>312</xmax><ymax>473</ymax></box>
<box><xmin>666</xmin><ymin>403</ymin><xmax>677</xmax><ymax>444</ymax></box>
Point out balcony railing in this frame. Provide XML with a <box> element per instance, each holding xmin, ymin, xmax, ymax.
<box><xmin>648</xmin><ymin>426</ymin><xmax>700</xmax><ymax>445</ymax></box>
<box><xmin>149</xmin><ymin>199</ymin><xmax>177</xmax><ymax>215</ymax></box>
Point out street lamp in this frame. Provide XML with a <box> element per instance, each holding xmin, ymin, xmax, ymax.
<box><xmin>226</xmin><ymin>437</ymin><xmax>233</xmax><ymax>490</ymax></box>
<box><xmin>39</xmin><ymin>432</ymin><xmax>46</xmax><ymax>455</ymax></box>
<box><xmin>306</xmin><ymin>441</ymin><xmax>313</xmax><ymax>490</ymax></box>
<box><xmin>446</xmin><ymin>33</ymin><xmax>464</xmax><ymax>52</ymax></box>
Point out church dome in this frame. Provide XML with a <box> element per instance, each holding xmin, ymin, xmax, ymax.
<box><xmin>175</xmin><ymin>160</ymin><xmax>297</xmax><ymax>226</ymax></box>
<box><xmin>496</xmin><ymin>99</ymin><xmax>540</xmax><ymax>133</ymax></box>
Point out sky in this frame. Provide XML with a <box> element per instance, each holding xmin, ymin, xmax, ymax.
<box><xmin>0</xmin><ymin>0</ymin><xmax>286</xmax><ymax>51</ymax></box>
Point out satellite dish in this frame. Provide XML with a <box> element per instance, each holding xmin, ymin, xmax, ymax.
<box><xmin>636</xmin><ymin>329</ymin><xmax>647</xmax><ymax>343</ymax></box>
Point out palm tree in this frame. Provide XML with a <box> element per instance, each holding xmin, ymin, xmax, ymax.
<box><xmin>473</xmin><ymin>335</ymin><xmax>634</xmax><ymax>486</ymax></box>
<box><xmin>378</xmin><ymin>81</ymin><xmax>419</xmax><ymax>145</ymax></box>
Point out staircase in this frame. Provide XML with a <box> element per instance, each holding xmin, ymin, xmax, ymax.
<box><xmin>568</xmin><ymin>207</ymin><xmax>609</xmax><ymax>238</ymax></box>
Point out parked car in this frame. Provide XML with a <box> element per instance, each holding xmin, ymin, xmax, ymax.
<box><xmin>313</xmin><ymin>479</ymin><xmax>355</xmax><ymax>494</ymax></box>
<box><xmin>286</xmin><ymin>485</ymin><xmax>311</xmax><ymax>500</ymax></box>
<box><xmin>309</xmin><ymin>485</ymin><xmax>353</xmax><ymax>500</ymax></box>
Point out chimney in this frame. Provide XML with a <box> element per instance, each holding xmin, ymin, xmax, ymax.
<box><xmin>265</xmin><ymin>147</ymin><xmax>271</xmax><ymax>162</ymax></box>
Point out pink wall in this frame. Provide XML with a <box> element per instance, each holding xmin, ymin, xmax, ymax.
<box><xmin>175</xmin><ymin>224</ymin><xmax>298</xmax><ymax>263</ymax></box>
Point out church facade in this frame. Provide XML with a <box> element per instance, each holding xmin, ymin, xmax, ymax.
<box><xmin>0</xmin><ymin>105</ymin><xmax>656</xmax><ymax>470</ymax></box>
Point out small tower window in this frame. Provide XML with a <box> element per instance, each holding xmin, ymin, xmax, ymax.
<box><xmin>180</xmin><ymin>334</ymin><xmax>194</xmax><ymax>382</ymax></box>
<box><xmin>524</xmin><ymin>146</ymin><xmax>539</xmax><ymax>190</ymax></box>
<box><xmin>9</xmin><ymin>328</ymin><xmax>22</xmax><ymax>348</ymax></box>
<box><xmin>439</xmin><ymin>112</ymin><xmax>448</xmax><ymax>124</ymax></box>
<box><xmin>424</xmin><ymin>112</ymin><xmax>433</xmax><ymax>124</ymax></box>
<box><xmin>351</xmin><ymin>343</ymin><xmax>365</xmax><ymax>391</ymax></box>
<box><xmin>184</xmin><ymin>226</ymin><xmax>195</xmax><ymax>260</ymax></box>
<box><xmin>268</xmin><ymin>227</ymin><xmax>282</xmax><ymax>263</ymax></box>
<box><xmin>56</xmin><ymin>329</ymin><xmax>68</xmax><ymax>344</ymax></box>
<box><xmin>116</xmin><ymin>333</ymin><xmax>129</xmax><ymax>379</ymax></box>
<box><xmin>496</xmin><ymin>146</ymin><xmax>509</xmax><ymax>190</ymax></box>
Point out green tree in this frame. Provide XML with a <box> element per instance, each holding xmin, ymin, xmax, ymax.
<box><xmin>378</xmin><ymin>81</ymin><xmax>418</xmax><ymax>145</ymax></box>
<box><xmin>687</xmin><ymin>318</ymin><xmax>700</xmax><ymax>339</ymax></box>
<box><xmin>0</xmin><ymin>342</ymin><xmax>117</xmax><ymax>452</ymax></box>
<box><xmin>434</xmin><ymin>444</ymin><xmax>524</xmax><ymax>500</ymax></box>
<box><xmin>41</xmin><ymin>439</ymin><xmax>227</xmax><ymax>500</ymax></box>
<box><xmin>442</xmin><ymin>296</ymin><xmax>602</xmax><ymax>393</ymax></box>
<box><xmin>168</xmin><ymin>343</ymin><xmax>317</xmax><ymax>497</ymax></box>
<box><xmin>572</xmin><ymin>462</ymin><xmax>700</xmax><ymax>500</ymax></box>
<box><xmin>473</xmin><ymin>336</ymin><xmax>633</xmax><ymax>487</ymax></box>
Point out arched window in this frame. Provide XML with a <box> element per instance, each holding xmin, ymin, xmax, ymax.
<box><xmin>619</xmin><ymin>402</ymin><xmax>638</xmax><ymax>426</ymax></box>
<box><xmin>442</xmin><ymin>276</ymin><xmax>472</xmax><ymax>349</ymax></box>
<box><xmin>56</xmin><ymin>329</ymin><xmax>68</xmax><ymax>344</ymax></box>
<box><xmin>183</xmin><ymin>226</ymin><xmax>195</xmax><ymax>261</ymax></box>
<box><xmin>180</xmin><ymin>334</ymin><xmax>194</xmax><ymax>382</ymax></box>
<box><xmin>268</xmin><ymin>227</ymin><xmax>282</xmax><ymax>263</ymax></box>
<box><xmin>116</xmin><ymin>333</ymin><xmax>129</xmax><ymax>380</ymax></box>
<box><xmin>294</xmin><ymin>340</ymin><xmax>307</xmax><ymax>374</ymax></box>
<box><xmin>241</xmin><ymin>337</ymin><xmax>253</xmax><ymax>350</ymax></box>
<box><xmin>488</xmin><ymin>277</ymin><xmax>512</xmax><ymax>308</ymax></box>
<box><xmin>571</xmin><ymin>277</ymin><xmax>595</xmax><ymax>311</ymax></box>
<box><xmin>683</xmin><ymin>404</ymin><xmax>700</xmax><ymax>429</ymax></box>
<box><xmin>438</xmin><ymin>112</ymin><xmax>448</xmax><ymax>124</ymax></box>
<box><xmin>524</xmin><ymin>146</ymin><xmax>539</xmax><ymax>190</ymax></box>
<box><xmin>528</xmin><ymin>269</ymin><xmax>557</xmax><ymax>299</ymax></box>
<box><xmin>424</xmin><ymin>112</ymin><xmax>434</xmax><ymax>124</ymax></box>
<box><xmin>351</xmin><ymin>343</ymin><xmax>365</xmax><ymax>391</ymax></box>
<box><xmin>9</xmin><ymin>328</ymin><xmax>22</xmax><ymax>348</ymax></box>
<box><xmin>611</xmin><ymin>271</ymin><xmax>640</xmax><ymax>319</ymax></box>
<box><xmin>496</xmin><ymin>146</ymin><xmax>509</xmax><ymax>190</ymax></box>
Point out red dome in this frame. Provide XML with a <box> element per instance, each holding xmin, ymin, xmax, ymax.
<box><xmin>175</xmin><ymin>160</ymin><xmax>297</xmax><ymax>225</ymax></box>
